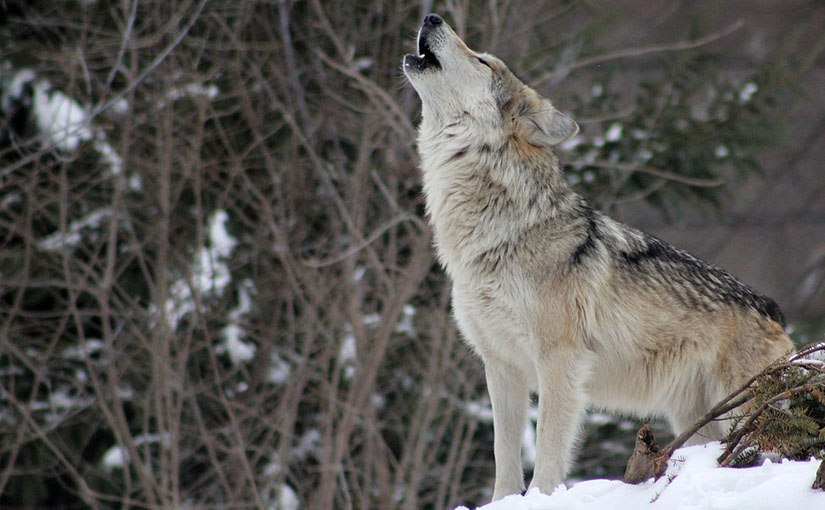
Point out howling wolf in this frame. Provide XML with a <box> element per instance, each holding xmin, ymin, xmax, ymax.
<box><xmin>403</xmin><ymin>13</ymin><xmax>793</xmax><ymax>501</ymax></box>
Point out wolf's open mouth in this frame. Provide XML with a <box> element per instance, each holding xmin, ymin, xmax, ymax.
<box><xmin>417</xmin><ymin>29</ymin><xmax>440</xmax><ymax>68</ymax></box>
<box><xmin>403</xmin><ymin>16</ymin><xmax>442</xmax><ymax>73</ymax></box>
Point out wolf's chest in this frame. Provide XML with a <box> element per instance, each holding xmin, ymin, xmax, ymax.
<box><xmin>451</xmin><ymin>278</ymin><xmax>542</xmax><ymax>384</ymax></box>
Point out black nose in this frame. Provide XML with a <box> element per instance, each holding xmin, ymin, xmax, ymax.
<box><xmin>424</xmin><ymin>13</ymin><xmax>443</xmax><ymax>26</ymax></box>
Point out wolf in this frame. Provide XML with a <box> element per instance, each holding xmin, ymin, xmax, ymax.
<box><xmin>403</xmin><ymin>13</ymin><xmax>794</xmax><ymax>501</ymax></box>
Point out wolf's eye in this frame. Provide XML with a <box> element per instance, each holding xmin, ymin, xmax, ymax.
<box><xmin>476</xmin><ymin>57</ymin><xmax>491</xmax><ymax>69</ymax></box>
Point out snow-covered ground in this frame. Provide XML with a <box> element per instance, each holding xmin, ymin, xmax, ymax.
<box><xmin>457</xmin><ymin>442</ymin><xmax>824</xmax><ymax>510</ymax></box>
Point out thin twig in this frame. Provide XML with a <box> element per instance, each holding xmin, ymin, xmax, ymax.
<box><xmin>536</xmin><ymin>19</ymin><xmax>745</xmax><ymax>85</ymax></box>
<box><xmin>577</xmin><ymin>159</ymin><xmax>727</xmax><ymax>188</ymax></box>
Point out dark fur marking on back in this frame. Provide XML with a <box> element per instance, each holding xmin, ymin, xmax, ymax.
<box><xmin>571</xmin><ymin>206</ymin><xmax>601</xmax><ymax>265</ymax></box>
<box><xmin>621</xmin><ymin>234</ymin><xmax>786</xmax><ymax>326</ymax></box>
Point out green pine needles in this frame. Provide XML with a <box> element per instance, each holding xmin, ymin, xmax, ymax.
<box><xmin>720</xmin><ymin>342</ymin><xmax>825</xmax><ymax>469</ymax></box>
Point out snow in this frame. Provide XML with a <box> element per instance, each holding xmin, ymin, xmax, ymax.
<box><xmin>267</xmin><ymin>353</ymin><xmax>291</xmax><ymax>384</ymax></box>
<box><xmin>101</xmin><ymin>433</ymin><xmax>170</xmax><ymax>471</ymax></box>
<box><xmin>559</xmin><ymin>135</ymin><xmax>583</xmax><ymax>152</ymax></box>
<box><xmin>465</xmin><ymin>399</ymin><xmax>494</xmax><ymax>422</ymax></box>
<box><xmin>218</xmin><ymin>279</ymin><xmax>256</xmax><ymax>365</ymax></box>
<box><xmin>94</xmin><ymin>139</ymin><xmax>124</xmax><ymax>175</ymax></box>
<box><xmin>102</xmin><ymin>445</ymin><xmax>127</xmax><ymax>471</ymax></box>
<box><xmin>4</xmin><ymin>67</ymin><xmax>126</xmax><ymax>178</ymax></box>
<box><xmin>394</xmin><ymin>304</ymin><xmax>416</xmax><ymax>336</ymax></box>
<box><xmin>164</xmin><ymin>209</ymin><xmax>238</xmax><ymax>329</ymax></box>
<box><xmin>2</xmin><ymin>67</ymin><xmax>35</xmax><ymax>110</ymax></box>
<box><xmin>277</xmin><ymin>485</ymin><xmax>299</xmax><ymax>510</ymax></box>
<box><xmin>32</xmin><ymin>81</ymin><xmax>93</xmax><ymax>152</ymax></box>
<box><xmin>218</xmin><ymin>324</ymin><xmax>256</xmax><ymax>364</ymax></box>
<box><xmin>160</xmin><ymin>82</ymin><xmax>219</xmax><ymax>108</ymax></box>
<box><xmin>62</xmin><ymin>338</ymin><xmax>105</xmax><ymax>360</ymax></box>
<box><xmin>38</xmin><ymin>208</ymin><xmax>113</xmax><ymax>252</ymax></box>
<box><xmin>455</xmin><ymin>443</ymin><xmax>825</xmax><ymax>510</ymax></box>
<box><xmin>739</xmin><ymin>82</ymin><xmax>758</xmax><ymax>103</ymax></box>
<box><xmin>605</xmin><ymin>123</ymin><xmax>623</xmax><ymax>143</ymax></box>
<box><xmin>521</xmin><ymin>422</ymin><xmax>537</xmax><ymax>470</ymax></box>
<box><xmin>338</xmin><ymin>333</ymin><xmax>357</xmax><ymax>380</ymax></box>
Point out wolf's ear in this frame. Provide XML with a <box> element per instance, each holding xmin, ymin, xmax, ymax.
<box><xmin>517</xmin><ymin>99</ymin><xmax>579</xmax><ymax>147</ymax></box>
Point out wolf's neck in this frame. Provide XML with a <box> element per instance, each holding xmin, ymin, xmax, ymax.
<box><xmin>418</xmin><ymin>126</ymin><xmax>577</xmax><ymax>274</ymax></box>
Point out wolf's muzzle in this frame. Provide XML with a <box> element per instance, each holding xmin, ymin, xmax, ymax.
<box><xmin>404</xmin><ymin>13</ymin><xmax>443</xmax><ymax>72</ymax></box>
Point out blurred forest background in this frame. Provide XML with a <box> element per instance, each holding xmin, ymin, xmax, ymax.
<box><xmin>1</xmin><ymin>1</ymin><xmax>824</xmax><ymax>508</ymax></box>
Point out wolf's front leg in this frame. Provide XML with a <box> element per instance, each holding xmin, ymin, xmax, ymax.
<box><xmin>528</xmin><ymin>346</ymin><xmax>588</xmax><ymax>495</ymax></box>
<box><xmin>485</xmin><ymin>361</ymin><xmax>529</xmax><ymax>501</ymax></box>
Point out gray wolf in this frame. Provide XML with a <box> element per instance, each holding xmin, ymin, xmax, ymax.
<box><xmin>403</xmin><ymin>13</ymin><xmax>794</xmax><ymax>500</ymax></box>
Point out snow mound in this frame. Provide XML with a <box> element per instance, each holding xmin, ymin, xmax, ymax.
<box><xmin>457</xmin><ymin>442</ymin><xmax>824</xmax><ymax>510</ymax></box>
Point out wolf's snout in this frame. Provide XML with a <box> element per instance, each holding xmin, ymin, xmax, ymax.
<box><xmin>424</xmin><ymin>13</ymin><xmax>443</xmax><ymax>26</ymax></box>
<box><xmin>403</xmin><ymin>13</ymin><xmax>445</xmax><ymax>74</ymax></box>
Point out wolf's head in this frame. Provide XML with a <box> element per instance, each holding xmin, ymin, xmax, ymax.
<box><xmin>404</xmin><ymin>14</ymin><xmax>578</xmax><ymax>147</ymax></box>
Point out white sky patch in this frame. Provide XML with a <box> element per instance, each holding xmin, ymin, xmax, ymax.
<box><xmin>714</xmin><ymin>145</ymin><xmax>730</xmax><ymax>159</ymax></box>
